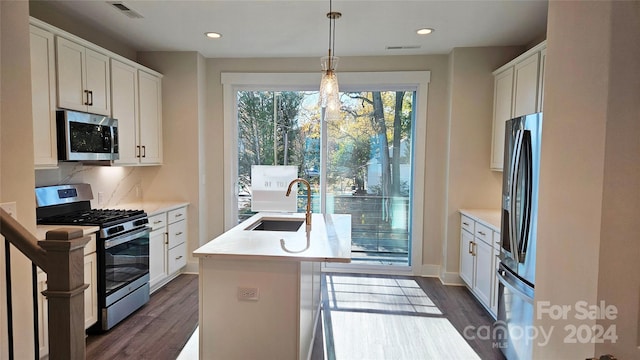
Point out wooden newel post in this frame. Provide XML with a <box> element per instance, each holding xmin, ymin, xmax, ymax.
<box><xmin>39</xmin><ymin>228</ymin><xmax>90</xmax><ymax>360</ymax></box>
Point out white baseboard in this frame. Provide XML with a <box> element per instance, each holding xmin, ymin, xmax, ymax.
<box><xmin>183</xmin><ymin>260</ymin><xmax>198</xmax><ymax>274</ymax></box>
<box><xmin>417</xmin><ymin>264</ymin><xmax>441</xmax><ymax>277</ymax></box>
<box><xmin>439</xmin><ymin>271</ymin><xmax>465</xmax><ymax>286</ymax></box>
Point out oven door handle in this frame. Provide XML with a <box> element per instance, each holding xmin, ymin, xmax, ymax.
<box><xmin>104</xmin><ymin>227</ymin><xmax>151</xmax><ymax>249</ymax></box>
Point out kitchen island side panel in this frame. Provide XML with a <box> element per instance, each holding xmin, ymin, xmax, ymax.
<box><xmin>199</xmin><ymin>258</ymin><xmax>301</xmax><ymax>359</ymax></box>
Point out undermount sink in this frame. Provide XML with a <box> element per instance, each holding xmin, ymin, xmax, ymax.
<box><xmin>245</xmin><ymin>218</ymin><xmax>305</xmax><ymax>232</ymax></box>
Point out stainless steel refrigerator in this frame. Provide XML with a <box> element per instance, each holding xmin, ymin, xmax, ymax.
<box><xmin>497</xmin><ymin>112</ymin><xmax>542</xmax><ymax>360</ymax></box>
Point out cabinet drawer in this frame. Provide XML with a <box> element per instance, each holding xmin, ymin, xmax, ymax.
<box><xmin>475</xmin><ymin>223</ymin><xmax>492</xmax><ymax>244</ymax></box>
<box><xmin>168</xmin><ymin>242</ymin><xmax>187</xmax><ymax>274</ymax></box>
<box><xmin>167</xmin><ymin>207</ymin><xmax>186</xmax><ymax>224</ymax></box>
<box><xmin>148</xmin><ymin>213</ymin><xmax>167</xmax><ymax>231</ymax></box>
<box><xmin>167</xmin><ymin>219</ymin><xmax>186</xmax><ymax>248</ymax></box>
<box><xmin>460</xmin><ymin>215</ymin><xmax>474</xmax><ymax>234</ymax></box>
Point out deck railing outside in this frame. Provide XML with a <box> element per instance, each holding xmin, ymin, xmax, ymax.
<box><xmin>238</xmin><ymin>194</ymin><xmax>410</xmax><ymax>265</ymax></box>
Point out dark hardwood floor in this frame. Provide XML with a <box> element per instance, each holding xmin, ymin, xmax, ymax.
<box><xmin>86</xmin><ymin>273</ymin><xmax>502</xmax><ymax>359</ymax></box>
<box><xmin>86</xmin><ymin>274</ymin><xmax>198</xmax><ymax>360</ymax></box>
<box><xmin>415</xmin><ymin>276</ymin><xmax>505</xmax><ymax>359</ymax></box>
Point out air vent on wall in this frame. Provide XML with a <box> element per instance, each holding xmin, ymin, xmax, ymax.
<box><xmin>386</xmin><ymin>45</ymin><xmax>421</xmax><ymax>50</ymax></box>
<box><xmin>107</xmin><ymin>1</ymin><xmax>144</xmax><ymax>19</ymax></box>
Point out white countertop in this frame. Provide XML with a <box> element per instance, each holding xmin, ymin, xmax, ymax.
<box><xmin>114</xmin><ymin>201</ymin><xmax>190</xmax><ymax>216</ymax></box>
<box><xmin>459</xmin><ymin>208</ymin><xmax>501</xmax><ymax>231</ymax></box>
<box><xmin>193</xmin><ymin>212</ymin><xmax>352</xmax><ymax>263</ymax></box>
<box><xmin>34</xmin><ymin>225</ymin><xmax>100</xmax><ymax>241</ymax></box>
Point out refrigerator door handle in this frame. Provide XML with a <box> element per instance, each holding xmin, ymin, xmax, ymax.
<box><xmin>509</xmin><ymin>130</ymin><xmax>524</xmax><ymax>264</ymax></box>
<box><xmin>518</xmin><ymin>131</ymin><xmax>533</xmax><ymax>260</ymax></box>
<box><xmin>497</xmin><ymin>267</ymin><xmax>534</xmax><ymax>303</ymax></box>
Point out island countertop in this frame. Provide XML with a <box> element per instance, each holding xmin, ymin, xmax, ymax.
<box><xmin>193</xmin><ymin>212</ymin><xmax>351</xmax><ymax>262</ymax></box>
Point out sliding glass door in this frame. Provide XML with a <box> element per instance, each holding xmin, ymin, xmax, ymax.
<box><xmin>223</xmin><ymin>72</ymin><xmax>429</xmax><ymax>272</ymax></box>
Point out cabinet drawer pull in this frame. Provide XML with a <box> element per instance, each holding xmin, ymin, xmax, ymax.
<box><xmin>478</xmin><ymin>231</ymin><xmax>486</xmax><ymax>236</ymax></box>
<box><xmin>175</xmin><ymin>231</ymin><xmax>183</xmax><ymax>236</ymax></box>
<box><xmin>153</xmin><ymin>220</ymin><xmax>163</xmax><ymax>225</ymax></box>
<box><xmin>175</xmin><ymin>255</ymin><xmax>183</xmax><ymax>260</ymax></box>
<box><xmin>175</xmin><ymin>213</ymin><xmax>184</xmax><ymax>218</ymax></box>
<box><xmin>462</xmin><ymin>222</ymin><xmax>469</xmax><ymax>226</ymax></box>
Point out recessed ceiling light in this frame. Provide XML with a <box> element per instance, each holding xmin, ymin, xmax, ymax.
<box><xmin>416</xmin><ymin>28</ymin><xmax>434</xmax><ymax>35</ymax></box>
<box><xmin>205</xmin><ymin>32</ymin><xmax>222</xmax><ymax>39</ymax></box>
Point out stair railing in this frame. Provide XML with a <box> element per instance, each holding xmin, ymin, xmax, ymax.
<box><xmin>1</xmin><ymin>207</ymin><xmax>88</xmax><ymax>360</ymax></box>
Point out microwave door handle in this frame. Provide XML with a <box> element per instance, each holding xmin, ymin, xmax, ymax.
<box><xmin>509</xmin><ymin>130</ymin><xmax>524</xmax><ymax>264</ymax></box>
<box><xmin>518</xmin><ymin>131</ymin><xmax>533</xmax><ymax>260</ymax></box>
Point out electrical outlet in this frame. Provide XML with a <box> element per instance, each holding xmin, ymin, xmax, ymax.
<box><xmin>97</xmin><ymin>192</ymin><xmax>104</xmax><ymax>206</ymax></box>
<box><xmin>237</xmin><ymin>287</ymin><xmax>259</xmax><ymax>301</ymax></box>
<box><xmin>0</xmin><ymin>202</ymin><xmax>17</xmax><ymax>219</ymax></box>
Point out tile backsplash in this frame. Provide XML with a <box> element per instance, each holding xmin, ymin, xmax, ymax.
<box><xmin>35</xmin><ymin>163</ymin><xmax>143</xmax><ymax>208</ymax></box>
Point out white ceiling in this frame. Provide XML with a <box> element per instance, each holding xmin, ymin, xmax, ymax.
<box><xmin>40</xmin><ymin>0</ymin><xmax>549</xmax><ymax>58</ymax></box>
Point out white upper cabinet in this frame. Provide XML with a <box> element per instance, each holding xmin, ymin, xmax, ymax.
<box><xmin>512</xmin><ymin>52</ymin><xmax>540</xmax><ymax>117</ymax></box>
<box><xmin>112</xmin><ymin>61</ymin><xmax>163</xmax><ymax>166</ymax></box>
<box><xmin>111</xmin><ymin>59</ymin><xmax>139</xmax><ymax>165</ymax></box>
<box><xmin>537</xmin><ymin>47</ymin><xmax>547</xmax><ymax>113</ymax></box>
<box><xmin>490</xmin><ymin>41</ymin><xmax>546</xmax><ymax>171</ymax></box>
<box><xmin>490</xmin><ymin>68</ymin><xmax>514</xmax><ymax>170</ymax></box>
<box><xmin>30</xmin><ymin>17</ymin><xmax>163</xmax><ymax>168</ymax></box>
<box><xmin>56</xmin><ymin>37</ymin><xmax>111</xmax><ymax>116</ymax></box>
<box><xmin>30</xmin><ymin>25</ymin><xmax>58</xmax><ymax>168</ymax></box>
<box><xmin>138</xmin><ymin>70</ymin><xmax>163</xmax><ymax>165</ymax></box>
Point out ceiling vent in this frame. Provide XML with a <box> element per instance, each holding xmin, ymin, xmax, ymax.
<box><xmin>107</xmin><ymin>1</ymin><xmax>144</xmax><ymax>19</ymax></box>
<box><xmin>386</xmin><ymin>45</ymin><xmax>421</xmax><ymax>50</ymax></box>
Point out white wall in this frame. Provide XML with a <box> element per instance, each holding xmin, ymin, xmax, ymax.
<box><xmin>441</xmin><ymin>46</ymin><xmax>525</xmax><ymax>283</ymax></box>
<box><xmin>1</xmin><ymin>2</ymin><xmax>37</xmax><ymax>358</ymax></box>
<box><xmin>535</xmin><ymin>1</ymin><xmax>640</xmax><ymax>358</ymax></box>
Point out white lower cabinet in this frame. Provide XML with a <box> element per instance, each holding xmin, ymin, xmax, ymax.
<box><xmin>148</xmin><ymin>206</ymin><xmax>188</xmax><ymax>293</ymax></box>
<box><xmin>148</xmin><ymin>214</ymin><xmax>168</xmax><ymax>290</ymax></box>
<box><xmin>459</xmin><ymin>214</ymin><xmax>500</xmax><ymax>318</ymax></box>
<box><xmin>37</xmin><ymin>233</ymin><xmax>97</xmax><ymax>358</ymax></box>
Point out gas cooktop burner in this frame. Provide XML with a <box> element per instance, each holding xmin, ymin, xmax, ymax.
<box><xmin>38</xmin><ymin>209</ymin><xmax>146</xmax><ymax>227</ymax></box>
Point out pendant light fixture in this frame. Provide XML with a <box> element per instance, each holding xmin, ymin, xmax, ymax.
<box><xmin>319</xmin><ymin>0</ymin><xmax>341</xmax><ymax>118</ymax></box>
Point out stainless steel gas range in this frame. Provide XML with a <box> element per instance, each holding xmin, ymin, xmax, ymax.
<box><xmin>36</xmin><ymin>183</ymin><xmax>150</xmax><ymax>331</ymax></box>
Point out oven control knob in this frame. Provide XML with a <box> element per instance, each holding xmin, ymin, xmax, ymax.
<box><xmin>108</xmin><ymin>225</ymin><xmax>124</xmax><ymax>235</ymax></box>
<box><xmin>134</xmin><ymin>218</ymin><xmax>149</xmax><ymax>226</ymax></box>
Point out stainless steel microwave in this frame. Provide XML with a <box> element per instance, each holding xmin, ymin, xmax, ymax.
<box><xmin>56</xmin><ymin>110</ymin><xmax>119</xmax><ymax>162</ymax></box>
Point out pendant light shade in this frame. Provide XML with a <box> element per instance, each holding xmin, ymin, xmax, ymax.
<box><xmin>319</xmin><ymin>1</ymin><xmax>341</xmax><ymax>119</ymax></box>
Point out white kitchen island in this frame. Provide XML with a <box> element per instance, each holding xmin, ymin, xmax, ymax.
<box><xmin>193</xmin><ymin>212</ymin><xmax>351</xmax><ymax>360</ymax></box>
